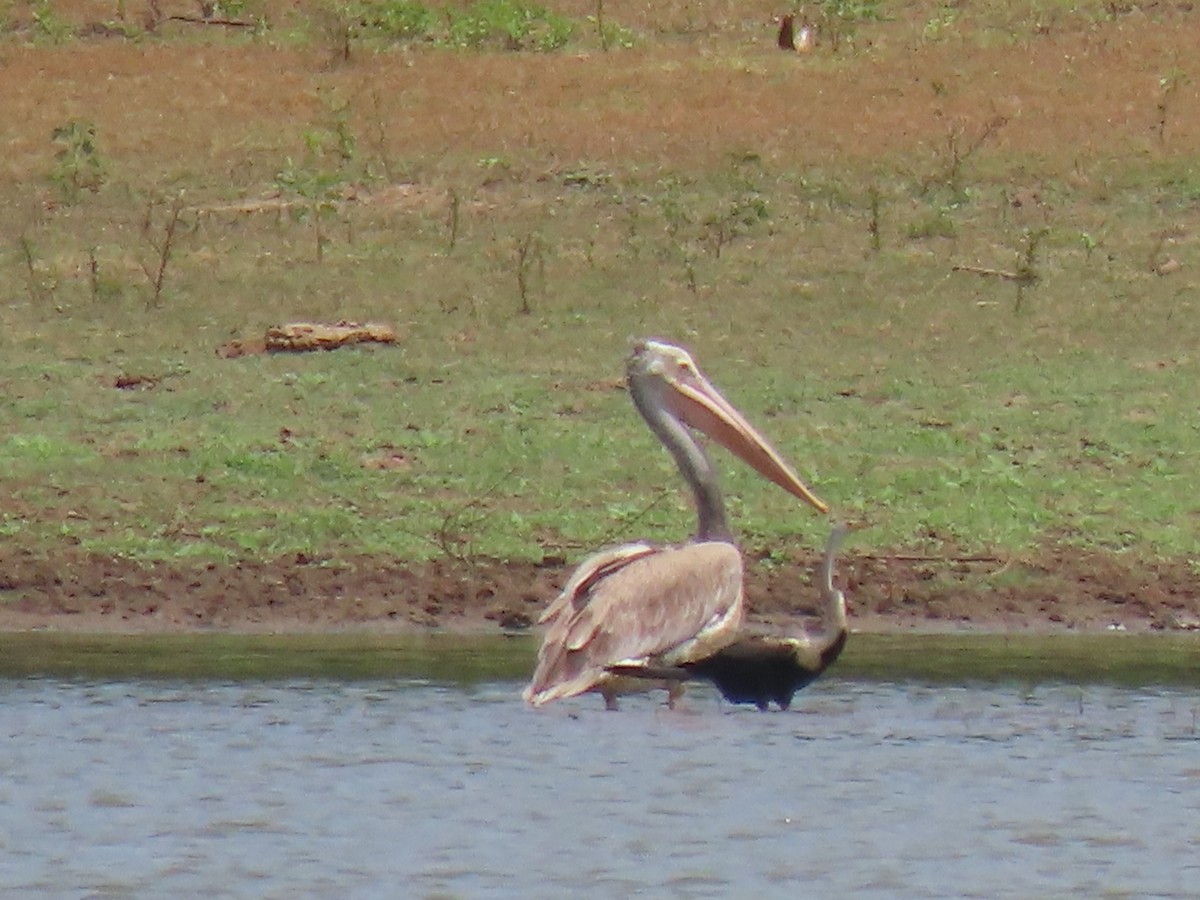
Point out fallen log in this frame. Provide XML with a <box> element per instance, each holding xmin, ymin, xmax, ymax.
<box><xmin>216</xmin><ymin>321</ymin><xmax>398</xmax><ymax>357</ymax></box>
<box><xmin>264</xmin><ymin>321</ymin><xmax>398</xmax><ymax>353</ymax></box>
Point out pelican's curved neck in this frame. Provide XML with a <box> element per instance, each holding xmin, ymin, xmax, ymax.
<box><xmin>630</xmin><ymin>377</ymin><xmax>733</xmax><ymax>543</ymax></box>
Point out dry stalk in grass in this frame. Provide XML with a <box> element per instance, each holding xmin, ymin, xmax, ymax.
<box><xmin>926</xmin><ymin>114</ymin><xmax>1009</xmax><ymax>196</ymax></box>
<box><xmin>515</xmin><ymin>232</ymin><xmax>545</xmax><ymax>315</ymax></box>
<box><xmin>867</xmin><ymin>185</ymin><xmax>882</xmax><ymax>252</ymax></box>
<box><xmin>88</xmin><ymin>247</ymin><xmax>100</xmax><ymax>301</ymax></box>
<box><xmin>314</xmin><ymin>209</ymin><xmax>328</xmax><ymax>263</ymax></box>
<box><xmin>684</xmin><ymin>253</ymin><xmax>698</xmax><ymax>294</ymax></box>
<box><xmin>1155</xmin><ymin>68</ymin><xmax>1188</xmax><ymax>145</ymax></box>
<box><xmin>368</xmin><ymin>88</ymin><xmax>396</xmax><ymax>183</ymax></box>
<box><xmin>394</xmin><ymin>468</ymin><xmax>519</xmax><ymax>563</ymax></box>
<box><xmin>594</xmin><ymin>0</ymin><xmax>608</xmax><ymax>51</ymax></box>
<box><xmin>140</xmin><ymin>193</ymin><xmax>186</xmax><ymax>309</ymax></box>
<box><xmin>17</xmin><ymin>234</ymin><xmax>53</xmax><ymax>306</ymax></box>
<box><xmin>446</xmin><ymin>188</ymin><xmax>462</xmax><ymax>254</ymax></box>
<box><xmin>590</xmin><ymin>485</ymin><xmax>676</xmax><ymax>552</ymax></box>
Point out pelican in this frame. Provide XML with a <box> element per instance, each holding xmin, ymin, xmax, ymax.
<box><xmin>609</xmin><ymin>523</ymin><xmax>850</xmax><ymax>710</ymax></box>
<box><xmin>523</xmin><ymin>339</ymin><xmax>828</xmax><ymax>710</ymax></box>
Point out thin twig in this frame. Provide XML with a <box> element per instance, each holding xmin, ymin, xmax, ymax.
<box><xmin>446</xmin><ymin>188</ymin><xmax>461</xmax><ymax>254</ymax></box>
<box><xmin>369</xmin><ymin>89</ymin><xmax>395</xmax><ymax>183</ymax></box>
<box><xmin>140</xmin><ymin>193</ymin><xmax>186</xmax><ymax>308</ymax></box>
<box><xmin>393</xmin><ymin>468</ymin><xmax>520</xmax><ymax>563</ymax></box>
<box><xmin>88</xmin><ymin>246</ymin><xmax>100</xmax><ymax>301</ymax></box>
<box><xmin>857</xmin><ymin>552</ymin><xmax>1004</xmax><ymax>563</ymax></box>
<box><xmin>18</xmin><ymin>234</ymin><xmax>52</xmax><ymax>305</ymax></box>
<box><xmin>592</xmin><ymin>486</ymin><xmax>676</xmax><ymax>550</ymax></box>
<box><xmin>952</xmin><ymin>264</ymin><xmax>1026</xmax><ymax>282</ymax></box>
<box><xmin>165</xmin><ymin>14</ymin><xmax>255</xmax><ymax>27</ymax></box>
<box><xmin>515</xmin><ymin>232</ymin><xmax>543</xmax><ymax>314</ymax></box>
<box><xmin>867</xmin><ymin>185</ymin><xmax>882</xmax><ymax>252</ymax></box>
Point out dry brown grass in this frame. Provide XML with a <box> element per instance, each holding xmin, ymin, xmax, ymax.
<box><xmin>4</xmin><ymin>3</ymin><xmax>1200</xmax><ymax>191</ymax></box>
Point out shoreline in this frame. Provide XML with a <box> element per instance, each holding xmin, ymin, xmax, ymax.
<box><xmin>2</xmin><ymin>544</ymin><xmax>1197</xmax><ymax>636</ymax></box>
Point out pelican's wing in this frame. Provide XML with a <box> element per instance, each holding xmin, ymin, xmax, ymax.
<box><xmin>523</xmin><ymin>541</ymin><xmax>745</xmax><ymax>706</ymax></box>
<box><xmin>536</xmin><ymin>542</ymin><xmax>658</xmax><ymax>625</ymax></box>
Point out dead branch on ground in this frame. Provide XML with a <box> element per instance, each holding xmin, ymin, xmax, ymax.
<box><xmin>952</xmin><ymin>264</ymin><xmax>1028</xmax><ymax>282</ymax></box>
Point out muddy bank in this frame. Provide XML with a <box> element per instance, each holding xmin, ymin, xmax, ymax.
<box><xmin>1</xmin><ymin>543</ymin><xmax>1197</xmax><ymax>635</ymax></box>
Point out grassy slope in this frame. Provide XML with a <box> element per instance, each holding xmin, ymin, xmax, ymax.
<box><xmin>1</xmin><ymin>0</ymin><xmax>1198</xmax><ymax>566</ymax></box>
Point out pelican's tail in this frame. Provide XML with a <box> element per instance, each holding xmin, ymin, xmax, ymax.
<box><xmin>522</xmin><ymin>669</ymin><xmax>606</xmax><ymax>706</ymax></box>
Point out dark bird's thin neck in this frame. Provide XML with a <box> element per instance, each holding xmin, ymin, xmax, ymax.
<box><xmin>816</xmin><ymin>626</ymin><xmax>848</xmax><ymax>673</ymax></box>
<box><xmin>809</xmin><ymin>527</ymin><xmax>849</xmax><ymax>667</ymax></box>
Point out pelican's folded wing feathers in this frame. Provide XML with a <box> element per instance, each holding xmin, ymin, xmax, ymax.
<box><xmin>536</xmin><ymin>542</ymin><xmax>657</xmax><ymax>626</ymax></box>
<box><xmin>523</xmin><ymin>541</ymin><xmax>745</xmax><ymax>705</ymax></box>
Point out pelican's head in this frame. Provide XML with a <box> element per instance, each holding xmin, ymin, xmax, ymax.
<box><xmin>627</xmin><ymin>339</ymin><xmax>829</xmax><ymax>514</ymax></box>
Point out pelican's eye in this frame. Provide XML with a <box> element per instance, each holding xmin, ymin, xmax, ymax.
<box><xmin>672</xmin><ymin>351</ymin><xmax>697</xmax><ymax>373</ymax></box>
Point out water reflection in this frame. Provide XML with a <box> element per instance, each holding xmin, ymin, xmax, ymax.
<box><xmin>2</xmin><ymin>679</ymin><xmax>1198</xmax><ymax>898</ymax></box>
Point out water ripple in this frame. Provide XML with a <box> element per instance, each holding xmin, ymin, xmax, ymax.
<box><xmin>1</xmin><ymin>679</ymin><xmax>1197</xmax><ymax>897</ymax></box>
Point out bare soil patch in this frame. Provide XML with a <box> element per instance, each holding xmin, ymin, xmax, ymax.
<box><xmin>2</xmin><ymin>544</ymin><xmax>1197</xmax><ymax>635</ymax></box>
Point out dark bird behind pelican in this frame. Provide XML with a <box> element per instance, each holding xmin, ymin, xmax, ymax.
<box><xmin>523</xmin><ymin>339</ymin><xmax>828</xmax><ymax>710</ymax></box>
<box><xmin>609</xmin><ymin>523</ymin><xmax>851</xmax><ymax>710</ymax></box>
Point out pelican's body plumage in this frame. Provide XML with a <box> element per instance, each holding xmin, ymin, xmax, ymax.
<box><xmin>523</xmin><ymin>541</ymin><xmax>744</xmax><ymax>708</ymax></box>
<box><xmin>523</xmin><ymin>340</ymin><xmax>828</xmax><ymax>710</ymax></box>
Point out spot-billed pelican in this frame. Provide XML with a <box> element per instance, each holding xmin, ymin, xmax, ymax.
<box><xmin>522</xmin><ymin>339</ymin><xmax>828</xmax><ymax>710</ymax></box>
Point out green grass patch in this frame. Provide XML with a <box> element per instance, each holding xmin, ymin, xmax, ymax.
<box><xmin>4</xmin><ymin>161</ymin><xmax>1199</xmax><ymax>563</ymax></box>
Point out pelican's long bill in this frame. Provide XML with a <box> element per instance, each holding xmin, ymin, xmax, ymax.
<box><xmin>635</xmin><ymin>340</ymin><xmax>829</xmax><ymax>514</ymax></box>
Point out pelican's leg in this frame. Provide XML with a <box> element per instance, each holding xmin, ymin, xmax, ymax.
<box><xmin>602</xmin><ymin>689</ymin><xmax>620</xmax><ymax>711</ymax></box>
<box><xmin>666</xmin><ymin>683</ymin><xmax>687</xmax><ymax>710</ymax></box>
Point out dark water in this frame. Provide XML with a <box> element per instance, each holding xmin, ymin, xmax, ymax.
<box><xmin>2</xmin><ymin>678</ymin><xmax>1198</xmax><ymax>898</ymax></box>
